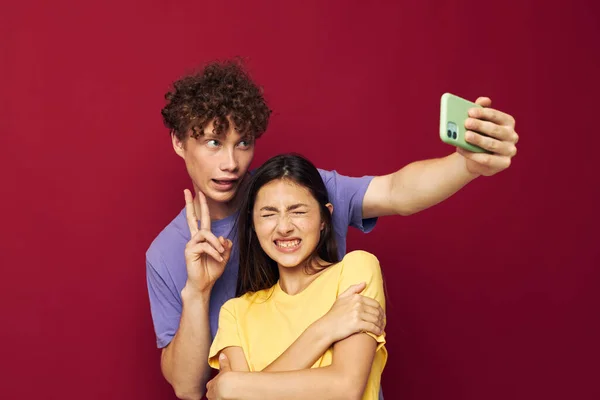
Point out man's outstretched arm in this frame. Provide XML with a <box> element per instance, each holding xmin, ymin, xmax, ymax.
<box><xmin>363</xmin><ymin>97</ymin><xmax>519</xmax><ymax>218</ymax></box>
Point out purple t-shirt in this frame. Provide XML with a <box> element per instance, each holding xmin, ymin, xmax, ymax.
<box><xmin>146</xmin><ymin>169</ymin><xmax>377</xmax><ymax>348</ymax></box>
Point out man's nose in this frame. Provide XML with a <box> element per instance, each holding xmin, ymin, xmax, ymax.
<box><xmin>220</xmin><ymin>148</ymin><xmax>239</xmax><ymax>172</ymax></box>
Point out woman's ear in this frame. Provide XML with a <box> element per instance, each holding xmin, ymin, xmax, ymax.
<box><xmin>325</xmin><ymin>203</ymin><xmax>333</xmax><ymax>215</ymax></box>
<box><xmin>321</xmin><ymin>203</ymin><xmax>334</xmax><ymax>230</ymax></box>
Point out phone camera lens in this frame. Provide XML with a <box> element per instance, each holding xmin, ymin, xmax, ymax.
<box><xmin>452</xmin><ymin>131</ymin><xmax>457</xmax><ymax>139</ymax></box>
<box><xmin>447</xmin><ymin>130</ymin><xmax>452</xmax><ymax>138</ymax></box>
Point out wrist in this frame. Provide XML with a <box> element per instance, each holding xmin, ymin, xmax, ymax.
<box><xmin>453</xmin><ymin>151</ymin><xmax>481</xmax><ymax>180</ymax></box>
<box><xmin>311</xmin><ymin>317</ymin><xmax>337</xmax><ymax>346</ymax></box>
<box><xmin>222</xmin><ymin>372</ymin><xmax>245</xmax><ymax>400</ymax></box>
<box><xmin>181</xmin><ymin>281</ymin><xmax>212</xmax><ymax>305</ymax></box>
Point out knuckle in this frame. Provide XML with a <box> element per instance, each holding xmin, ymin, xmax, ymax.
<box><xmin>493</xmin><ymin>124</ymin><xmax>503</xmax><ymax>137</ymax></box>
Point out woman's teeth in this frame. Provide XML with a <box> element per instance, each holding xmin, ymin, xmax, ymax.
<box><xmin>275</xmin><ymin>239</ymin><xmax>301</xmax><ymax>248</ymax></box>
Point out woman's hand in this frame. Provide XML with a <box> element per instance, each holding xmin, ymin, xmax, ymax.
<box><xmin>206</xmin><ymin>354</ymin><xmax>238</xmax><ymax>400</ymax></box>
<box><xmin>318</xmin><ymin>282</ymin><xmax>386</xmax><ymax>343</ymax></box>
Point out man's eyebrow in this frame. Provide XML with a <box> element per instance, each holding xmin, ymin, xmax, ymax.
<box><xmin>201</xmin><ymin>131</ymin><xmax>220</xmax><ymax>138</ymax></box>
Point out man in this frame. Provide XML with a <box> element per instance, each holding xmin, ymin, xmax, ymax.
<box><xmin>146</xmin><ymin>60</ymin><xmax>518</xmax><ymax>399</ymax></box>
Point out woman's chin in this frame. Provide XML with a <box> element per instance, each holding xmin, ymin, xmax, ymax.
<box><xmin>273</xmin><ymin>254</ymin><xmax>306</xmax><ymax>269</ymax></box>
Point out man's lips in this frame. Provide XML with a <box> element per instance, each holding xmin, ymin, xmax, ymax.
<box><xmin>212</xmin><ymin>177</ymin><xmax>239</xmax><ymax>184</ymax></box>
<box><xmin>213</xmin><ymin>177</ymin><xmax>238</xmax><ymax>183</ymax></box>
<box><xmin>211</xmin><ymin>178</ymin><xmax>238</xmax><ymax>191</ymax></box>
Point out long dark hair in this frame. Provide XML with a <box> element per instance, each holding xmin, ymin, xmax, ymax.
<box><xmin>235</xmin><ymin>153</ymin><xmax>339</xmax><ymax>297</ymax></box>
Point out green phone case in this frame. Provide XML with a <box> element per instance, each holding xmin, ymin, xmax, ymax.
<box><xmin>439</xmin><ymin>92</ymin><xmax>488</xmax><ymax>153</ymax></box>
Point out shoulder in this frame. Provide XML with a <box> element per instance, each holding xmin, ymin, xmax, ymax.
<box><xmin>339</xmin><ymin>250</ymin><xmax>382</xmax><ymax>279</ymax></box>
<box><xmin>342</xmin><ymin>250</ymin><xmax>380</xmax><ymax>265</ymax></box>
<box><xmin>337</xmin><ymin>251</ymin><xmax>385</xmax><ymax>304</ymax></box>
<box><xmin>317</xmin><ymin>168</ymin><xmax>374</xmax><ymax>196</ymax></box>
<box><xmin>220</xmin><ymin>297</ymin><xmax>240</xmax><ymax>315</ymax></box>
<box><xmin>146</xmin><ymin>208</ymin><xmax>188</xmax><ymax>272</ymax></box>
<box><xmin>317</xmin><ymin>168</ymin><xmax>333</xmax><ymax>179</ymax></box>
<box><xmin>317</xmin><ymin>168</ymin><xmax>340</xmax><ymax>187</ymax></box>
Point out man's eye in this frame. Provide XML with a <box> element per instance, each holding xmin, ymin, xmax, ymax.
<box><xmin>293</xmin><ymin>211</ymin><xmax>306</xmax><ymax>215</ymax></box>
<box><xmin>261</xmin><ymin>214</ymin><xmax>275</xmax><ymax>218</ymax></box>
<box><xmin>207</xmin><ymin>140</ymin><xmax>220</xmax><ymax>148</ymax></box>
<box><xmin>238</xmin><ymin>140</ymin><xmax>252</xmax><ymax>149</ymax></box>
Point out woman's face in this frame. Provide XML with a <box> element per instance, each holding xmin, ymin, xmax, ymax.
<box><xmin>252</xmin><ymin>179</ymin><xmax>330</xmax><ymax>270</ymax></box>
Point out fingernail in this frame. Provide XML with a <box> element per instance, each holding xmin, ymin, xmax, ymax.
<box><xmin>465</xmin><ymin>131</ymin><xmax>473</xmax><ymax>140</ymax></box>
<box><xmin>219</xmin><ymin>256</ymin><xmax>224</xmax><ymax>262</ymax></box>
<box><xmin>219</xmin><ymin>353</ymin><xmax>225</xmax><ymax>360</ymax></box>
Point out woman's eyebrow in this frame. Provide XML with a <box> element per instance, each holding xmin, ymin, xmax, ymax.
<box><xmin>287</xmin><ymin>203</ymin><xmax>309</xmax><ymax>211</ymax></box>
<box><xmin>259</xmin><ymin>203</ymin><xmax>309</xmax><ymax>212</ymax></box>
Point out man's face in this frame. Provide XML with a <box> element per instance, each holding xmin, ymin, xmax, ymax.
<box><xmin>173</xmin><ymin>120</ymin><xmax>255</xmax><ymax>211</ymax></box>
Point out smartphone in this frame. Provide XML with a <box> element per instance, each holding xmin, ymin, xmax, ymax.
<box><xmin>439</xmin><ymin>92</ymin><xmax>488</xmax><ymax>153</ymax></box>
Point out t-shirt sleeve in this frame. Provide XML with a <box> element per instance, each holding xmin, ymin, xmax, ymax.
<box><xmin>337</xmin><ymin>250</ymin><xmax>386</xmax><ymax>350</ymax></box>
<box><xmin>146</xmin><ymin>255</ymin><xmax>182</xmax><ymax>349</ymax></box>
<box><xmin>319</xmin><ymin>169</ymin><xmax>377</xmax><ymax>233</ymax></box>
<box><xmin>208</xmin><ymin>299</ymin><xmax>243</xmax><ymax>369</ymax></box>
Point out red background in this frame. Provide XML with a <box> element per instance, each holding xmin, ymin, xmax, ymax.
<box><xmin>1</xmin><ymin>1</ymin><xmax>598</xmax><ymax>399</ymax></box>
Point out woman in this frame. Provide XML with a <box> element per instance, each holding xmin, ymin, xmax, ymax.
<box><xmin>206</xmin><ymin>153</ymin><xmax>387</xmax><ymax>400</ymax></box>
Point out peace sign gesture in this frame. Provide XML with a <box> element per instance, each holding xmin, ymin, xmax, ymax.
<box><xmin>183</xmin><ymin>189</ymin><xmax>233</xmax><ymax>294</ymax></box>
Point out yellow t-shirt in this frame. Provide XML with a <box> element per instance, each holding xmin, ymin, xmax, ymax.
<box><xmin>208</xmin><ymin>250</ymin><xmax>387</xmax><ymax>400</ymax></box>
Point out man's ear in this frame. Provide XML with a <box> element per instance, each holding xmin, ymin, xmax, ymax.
<box><xmin>171</xmin><ymin>131</ymin><xmax>185</xmax><ymax>158</ymax></box>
